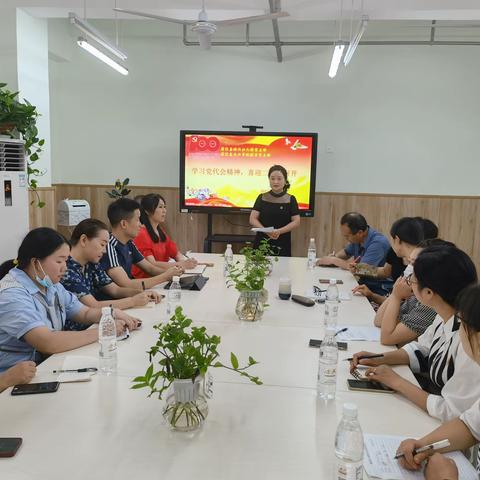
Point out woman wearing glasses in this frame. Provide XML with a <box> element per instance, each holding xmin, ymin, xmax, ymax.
<box><xmin>350</xmin><ymin>243</ymin><xmax>479</xmax><ymax>422</ymax></box>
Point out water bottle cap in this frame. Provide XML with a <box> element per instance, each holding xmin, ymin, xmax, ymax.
<box><xmin>227</xmin><ymin>244</ymin><xmax>232</xmax><ymax>248</ymax></box>
<box><xmin>343</xmin><ymin>402</ymin><xmax>358</xmax><ymax>418</ymax></box>
<box><xmin>173</xmin><ymin>276</ymin><xmax>180</xmax><ymax>282</ymax></box>
<box><xmin>329</xmin><ymin>278</ymin><xmax>337</xmax><ymax>285</ymax></box>
<box><xmin>310</xmin><ymin>237</ymin><xmax>315</xmax><ymax>242</ymax></box>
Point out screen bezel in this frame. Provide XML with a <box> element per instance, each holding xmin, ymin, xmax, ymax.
<box><xmin>179</xmin><ymin>130</ymin><xmax>318</xmax><ymax>217</ymax></box>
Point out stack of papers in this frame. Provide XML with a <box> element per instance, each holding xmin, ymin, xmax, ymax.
<box><xmin>335</xmin><ymin>326</ymin><xmax>381</xmax><ymax>341</ymax></box>
<box><xmin>363</xmin><ymin>434</ymin><xmax>478</xmax><ymax>480</ymax></box>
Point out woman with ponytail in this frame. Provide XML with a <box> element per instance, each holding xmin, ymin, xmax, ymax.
<box><xmin>249</xmin><ymin>165</ymin><xmax>301</xmax><ymax>257</ymax></box>
<box><xmin>0</xmin><ymin>228</ymin><xmax>139</xmax><ymax>372</ymax></box>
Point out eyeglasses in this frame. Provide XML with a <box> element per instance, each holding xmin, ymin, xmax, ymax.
<box><xmin>405</xmin><ymin>274</ymin><xmax>418</xmax><ymax>287</ymax></box>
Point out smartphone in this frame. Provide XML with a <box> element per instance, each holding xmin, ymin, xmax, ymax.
<box><xmin>347</xmin><ymin>379</ymin><xmax>395</xmax><ymax>393</ymax></box>
<box><xmin>319</xmin><ymin>278</ymin><xmax>344</xmax><ymax>285</ymax></box>
<box><xmin>0</xmin><ymin>438</ymin><xmax>22</xmax><ymax>457</ymax></box>
<box><xmin>309</xmin><ymin>339</ymin><xmax>348</xmax><ymax>350</ymax></box>
<box><xmin>11</xmin><ymin>382</ymin><xmax>60</xmax><ymax>396</ymax></box>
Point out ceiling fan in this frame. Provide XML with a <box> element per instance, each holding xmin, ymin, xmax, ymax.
<box><xmin>114</xmin><ymin>1</ymin><xmax>289</xmax><ymax>50</ymax></box>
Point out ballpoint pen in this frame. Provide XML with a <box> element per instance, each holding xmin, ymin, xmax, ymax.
<box><xmin>345</xmin><ymin>354</ymin><xmax>384</xmax><ymax>362</ymax></box>
<box><xmin>394</xmin><ymin>439</ymin><xmax>450</xmax><ymax>460</ymax></box>
<box><xmin>53</xmin><ymin>368</ymin><xmax>98</xmax><ymax>373</ymax></box>
<box><xmin>334</xmin><ymin>327</ymin><xmax>348</xmax><ymax>337</ymax></box>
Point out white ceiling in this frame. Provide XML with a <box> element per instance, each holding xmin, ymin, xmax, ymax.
<box><xmin>3</xmin><ymin>0</ymin><xmax>480</xmax><ymax>22</ymax></box>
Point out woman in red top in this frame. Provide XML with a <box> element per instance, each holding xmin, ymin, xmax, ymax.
<box><xmin>132</xmin><ymin>194</ymin><xmax>197</xmax><ymax>279</ymax></box>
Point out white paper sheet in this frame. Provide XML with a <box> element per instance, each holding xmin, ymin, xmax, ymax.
<box><xmin>335</xmin><ymin>325</ymin><xmax>381</xmax><ymax>341</ymax></box>
<box><xmin>183</xmin><ymin>265</ymin><xmax>206</xmax><ymax>275</ymax></box>
<box><xmin>251</xmin><ymin>227</ymin><xmax>274</xmax><ymax>233</ymax></box>
<box><xmin>56</xmin><ymin>356</ymin><xmax>97</xmax><ymax>383</ymax></box>
<box><xmin>364</xmin><ymin>434</ymin><xmax>478</xmax><ymax>480</ymax></box>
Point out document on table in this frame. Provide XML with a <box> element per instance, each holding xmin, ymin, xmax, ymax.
<box><xmin>57</xmin><ymin>356</ymin><xmax>97</xmax><ymax>383</ymax></box>
<box><xmin>251</xmin><ymin>227</ymin><xmax>274</xmax><ymax>233</ymax></box>
<box><xmin>335</xmin><ymin>326</ymin><xmax>381</xmax><ymax>341</ymax></box>
<box><xmin>183</xmin><ymin>265</ymin><xmax>206</xmax><ymax>275</ymax></box>
<box><xmin>363</xmin><ymin>434</ymin><xmax>478</xmax><ymax>480</ymax></box>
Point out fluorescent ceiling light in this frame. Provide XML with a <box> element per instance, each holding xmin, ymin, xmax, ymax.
<box><xmin>328</xmin><ymin>44</ymin><xmax>345</xmax><ymax>78</ymax></box>
<box><xmin>343</xmin><ymin>16</ymin><xmax>368</xmax><ymax>66</ymax></box>
<box><xmin>77</xmin><ymin>37</ymin><xmax>129</xmax><ymax>75</ymax></box>
<box><xmin>69</xmin><ymin>12</ymin><xmax>127</xmax><ymax>61</ymax></box>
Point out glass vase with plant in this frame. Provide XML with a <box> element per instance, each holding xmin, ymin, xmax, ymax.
<box><xmin>132</xmin><ymin>307</ymin><xmax>262</xmax><ymax>431</ymax></box>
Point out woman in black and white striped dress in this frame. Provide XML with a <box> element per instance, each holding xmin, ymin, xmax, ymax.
<box><xmin>395</xmin><ymin>284</ymin><xmax>480</xmax><ymax>479</ymax></box>
<box><xmin>350</xmin><ymin>244</ymin><xmax>478</xmax><ymax>422</ymax></box>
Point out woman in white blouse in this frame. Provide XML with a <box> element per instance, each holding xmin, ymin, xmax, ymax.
<box><xmin>350</xmin><ymin>244</ymin><xmax>478</xmax><ymax>423</ymax></box>
<box><xmin>395</xmin><ymin>284</ymin><xmax>480</xmax><ymax>479</ymax></box>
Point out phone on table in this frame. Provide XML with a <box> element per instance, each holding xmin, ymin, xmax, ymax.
<box><xmin>347</xmin><ymin>379</ymin><xmax>395</xmax><ymax>393</ymax></box>
<box><xmin>309</xmin><ymin>339</ymin><xmax>348</xmax><ymax>350</ymax></box>
<box><xmin>11</xmin><ymin>382</ymin><xmax>60</xmax><ymax>396</ymax></box>
<box><xmin>0</xmin><ymin>438</ymin><xmax>22</xmax><ymax>457</ymax></box>
<box><xmin>319</xmin><ymin>279</ymin><xmax>344</xmax><ymax>285</ymax></box>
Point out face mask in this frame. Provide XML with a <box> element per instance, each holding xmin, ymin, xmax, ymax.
<box><xmin>34</xmin><ymin>261</ymin><xmax>54</xmax><ymax>289</ymax></box>
<box><xmin>403</xmin><ymin>264</ymin><xmax>414</xmax><ymax>278</ymax></box>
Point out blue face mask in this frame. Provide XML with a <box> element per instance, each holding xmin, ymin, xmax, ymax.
<box><xmin>34</xmin><ymin>262</ymin><xmax>54</xmax><ymax>289</ymax></box>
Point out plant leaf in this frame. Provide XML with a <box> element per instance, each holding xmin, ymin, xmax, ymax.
<box><xmin>230</xmin><ymin>352</ymin><xmax>239</xmax><ymax>370</ymax></box>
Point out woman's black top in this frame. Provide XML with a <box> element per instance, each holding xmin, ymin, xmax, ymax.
<box><xmin>252</xmin><ymin>191</ymin><xmax>299</xmax><ymax>257</ymax></box>
<box><xmin>385</xmin><ymin>248</ymin><xmax>406</xmax><ymax>281</ymax></box>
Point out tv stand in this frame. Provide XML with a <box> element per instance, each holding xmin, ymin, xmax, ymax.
<box><xmin>203</xmin><ymin>214</ymin><xmax>256</xmax><ymax>253</ymax></box>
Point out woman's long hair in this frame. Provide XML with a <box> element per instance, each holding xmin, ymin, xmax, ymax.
<box><xmin>140</xmin><ymin>194</ymin><xmax>167</xmax><ymax>243</ymax></box>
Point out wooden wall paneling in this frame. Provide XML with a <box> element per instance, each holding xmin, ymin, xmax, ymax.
<box><xmin>28</xmin><ymin>187</ymin><xmax>56</xmax><ymax>229</ymax></box>
<box><xmin>53</xmin><ymin>185</ymin><xmax>480</xmax><ymax>270</ymax></box>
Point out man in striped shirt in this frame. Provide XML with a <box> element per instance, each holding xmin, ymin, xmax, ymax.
<box><xmin>100</xmin><ymin>198</ymin><xmax>181</xmax><ymax>289</ymax></box>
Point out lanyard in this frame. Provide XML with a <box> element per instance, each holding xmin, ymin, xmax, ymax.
<box><xmin>34</xmin><ymin>291</ymin><xmax>64</xmax><ymax>331</ymax></box>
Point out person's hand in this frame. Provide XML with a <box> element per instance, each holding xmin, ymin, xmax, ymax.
<box><xmin>131</xmin><ymin>292</ymin><xmax>151</xmax><ymax>307</ymax></box>
<box><xmin>396</xmin><ymin>438</ymin><xmax>424</xmax><ymax>471</ymax></box>
<box><xmin>146</xmin><ymin>290</ymin><xmax>162</xmax><ymax>303</ymax></box>
<box><xmin>2</xmin><ymin>361</ymin><xmax>36</xmax><ymax>388</ymax></box>
<box><xmin>352</xmin><ymin>284</ymin><xmax>373</xmax><ymax>298</ymax></box>
<box><xmin>392</xmin><ymin>277</ymin><xmax>413</xmax><ymax>301</ymax></box>
<box><xmin>165</xmin><ymin>265</ymin><xmax>183</xmax><ymax>279</ymax></box>
<box><xmin>113</xmin><ymin>309</ymin><xmax>141</xmax><ymax>330</ymax></box>
<box><xmin>114</xmin><ymin>319</ymin><xmax>127</xmax><ymax>336</ymax></box>
<box><xmin>365</xmin><ymin>364</ymin><xmax>402</xmax><ymax>390</ymax></box>
<box><xmin>349</xmin><ymin>351</ymin><xmax>385</xmax><ymax>372</ymax></box>
<box><xmin>424</xmin><ymin>453</ymin><xmax>458</xmax><ymax>480</ymax></box>
<box><xmin>180</xmin><ymin>258</ymin><xmax>198</xmax><ymax>270</ymax></box>
<box><xmin>317</xmin><ymin>256</ymin><xmax>338</xmax><ymax>267</ymax></box>
<box><xmin>267</xmin><ymin>230</ymin><xmax>280</xmax><ymax>240</ymax></box>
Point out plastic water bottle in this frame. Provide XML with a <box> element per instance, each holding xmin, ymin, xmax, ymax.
<box><xmin>307</xmin><ymin>237</ymin><xmax>316</xmax><ymax>270</ymax></box>
<box><xmin>317</xmin><ymin>328</ymin><xmax>338</xmax><ymax>400</ymax></box>
<box><xmin>167</xmin><ymin>276</ymin><xmax>181</xmax><ymax>315</ymax></box>
<box><xmin>224</xmin><ymin>244</ymin><xmax>233</xmax><ymax>277</ymax></box>
<box><xmin>325</xmin><ymin>279</ymin><xmax>340</xmax><ymax>328</ymax></box>
<box><xmin>99</xmin><ymin>306</ymin><xmax>117</xmax><ymax>375</ymax></box>
<box><xmin>334</xmin><ymin>403</ymin><xmax>364</xmax><ymax>480</ymax></box>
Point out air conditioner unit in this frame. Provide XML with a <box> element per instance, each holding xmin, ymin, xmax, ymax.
<box><xmin>0</xmin><ymin>138</ymin><xmax>29</xmax><ymax>263</ymax></box>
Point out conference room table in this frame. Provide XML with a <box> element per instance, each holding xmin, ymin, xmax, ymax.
<box><xmin>0</xmin><ymin>254</ymin><xmax>442</xmax><ymax>480</ymax></box>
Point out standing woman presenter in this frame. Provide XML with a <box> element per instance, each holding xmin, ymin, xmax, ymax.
<box><xmin>249</xmin><ymin>165</ymin><xmax>301</xmax><ymax>257</ymax></box>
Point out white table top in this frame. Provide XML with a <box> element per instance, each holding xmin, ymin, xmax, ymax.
<box><xmin>0</xmin><ymin>254</ymin><xmax>441</xmax><ymax>479</ymax></box>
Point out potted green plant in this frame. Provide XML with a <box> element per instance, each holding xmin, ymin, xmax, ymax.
<box><xmin>132</xmin><ymin>307</ymin><xmax>262</xmax><ymax>432</ymax></box>
<box><xmin>227</xmin><ymin>239</ymin><xmax>279</xmax><ymax>321</ymax></box>
<box><xmin>0</xmin><ymin>83</ymin><xmax>45</xmax><ymax>207</ymax></box>
<box><xmin>106</xmin><ymin>178</ymin><xmax>131</xmax><ymax>199</ymax></box>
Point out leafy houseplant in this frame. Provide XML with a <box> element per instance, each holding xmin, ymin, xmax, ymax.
<box><xmin>227</xmin><ymin>239</ymin><xmax>279</xmax><ymax>321</ymax></box>
<box><xmin>106</xmin><ymin>178</ymin><xmax>131</xmax><ymax>199</ymax></box>
<box><xmin>0</xmin><ymin>83</ymin><xmax>45</xmax><ymax>207</ymax></box>
<box><xmin>132</xmin><ymin>307</ymin><xmax>262</xmax><ymax>431</ymax></box>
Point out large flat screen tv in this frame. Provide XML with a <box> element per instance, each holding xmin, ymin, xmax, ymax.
<box><xmin>179</xmin><ymin>130</ymin><xmax>317</xmax><ymax>217</ymax></box>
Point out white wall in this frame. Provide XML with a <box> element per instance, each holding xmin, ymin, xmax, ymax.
<box><xmin>48</xmin><ymin>20</ymin><xmax>480</xmax><ymax>195</ymax></box>
<box><xmin>0</xmin><ymin>9</ymin><xmax>19</xmax><ymax>92</ymax></box>
<box><xmin>16</xmin><ymin>9</ymin><xmax>52</xmax><ymax>187</ymax></box>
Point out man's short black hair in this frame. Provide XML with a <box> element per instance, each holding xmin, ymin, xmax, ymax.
<box><xmin>340</xmin><ymin>212</ymin><xmax>368</xmax><ymax>234</ymax></box>
<box><xmin>107</xmin><ymin>198</ymin><xmax>140</xmax><ymax>227</ymax></box>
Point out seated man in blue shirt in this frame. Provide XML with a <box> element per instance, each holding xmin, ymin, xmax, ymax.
<box><xmin>317</xmin><ymin>212</ymin><xmax>390</xmax><ymax>270</ymax></box>
<box><xmin>100</xmin><ymin>198</ymin><xmax>181</xmax><ymax>290</ymax></box>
